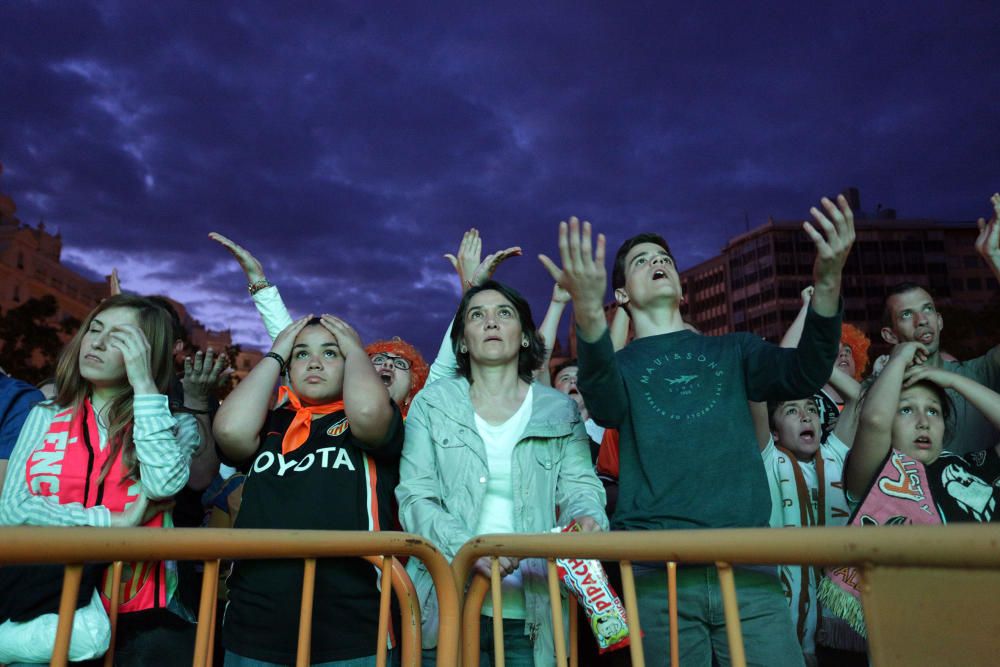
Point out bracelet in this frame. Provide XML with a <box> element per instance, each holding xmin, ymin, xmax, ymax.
<box><xmin>264</xmin><ymin>351</ymin><xmax>286</xmax><ymax>372</ymax></box>
<box><xmin>248</xmin><ymin>279</ymin><xmax>272</xmax><ymax>295</ymax></box>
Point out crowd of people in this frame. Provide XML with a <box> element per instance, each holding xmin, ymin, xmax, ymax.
<box><xmin>0</xmin><ymin>192</ymin><xmax>998</xmax><ymax>667</ymax></box>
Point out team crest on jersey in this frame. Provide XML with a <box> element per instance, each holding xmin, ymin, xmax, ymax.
<box><xmin>327</xmin><ymin>417</ymin><xmax>349</xmax><ymax>437</ymax></box>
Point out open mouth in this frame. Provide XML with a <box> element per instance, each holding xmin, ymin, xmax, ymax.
<box><xmin>378</xmin><ymin>370</ymin><xmax>394</xmax><ymax>386</ymax></box>
<box><xmin>799</xmin><ymin>429</ymin><xmax>816</xmax><ymax>443</ymax></box>
<box><xmin>914</xmin><ymin>435</ymin><xmax>933</xmax><ymax>449</ymax></box>
<box><xmin>652</xmin><ymin>269</ymin><xmax>667</xmax><ymax>280</ymax></box>
<box><xmin>83</xmin><ymin>354</ymin><xmax>102</xmax><ymax>363</ymax></box>
<box><xmin>916</xmin><ymin>330</ymin><xmax>934</xmax><ymax>344</ymax></box>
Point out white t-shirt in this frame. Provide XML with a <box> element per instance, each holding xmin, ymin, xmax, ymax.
<box><xmin>474</xmin><ymin>385</ymin><xmax>533</xmax><ymax>619</ymax></box>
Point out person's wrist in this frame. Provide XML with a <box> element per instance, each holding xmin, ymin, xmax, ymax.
<box><xmin>184</xmin><ymin>395</ymin><xmax>210</xmax><ymax>410</ymax></box>
<box><xmin>248</xmin><ymin>278</ymin><xmax>272</xmax><ymax>295</ymax></box>
<box><xmin>132</xmin><ymin>379</ymin><xmax>159</xmax><ymax>395</ymax></box>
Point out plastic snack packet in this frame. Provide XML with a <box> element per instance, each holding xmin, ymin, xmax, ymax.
<box><xmin>553</xmin><ymin>521</ymin><xmax>632</xmax><ymax>654</ymax></box>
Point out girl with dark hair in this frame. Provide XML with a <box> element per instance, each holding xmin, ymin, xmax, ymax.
<box><xmin>0</xmin><ymin>294</ymin><xmax>201</xmax><ymax>665</ymax></box>
<box><xmin>396</xmin><ymin>280</ymin><xmax>607</xmax><ymax>666</ymax></box>
<box><xmin>212</xmin><ymin>314</ymin><xmax>403</xmax><ymax>666</ymax></box>
<box><xmin>822</xmin><ymin>341</ymin><xmax>1000</xmax><ymax>638</ymax></box>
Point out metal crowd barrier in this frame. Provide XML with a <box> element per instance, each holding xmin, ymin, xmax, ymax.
<box><xmin>452</xmin><ymin>525</ymin><xmax>1000</xmax><ymax>667</ymax></box>
<box><xmin>0</xmin><ymin>527</ymin><xmax>459</xmax><ymax>667</ymax></box>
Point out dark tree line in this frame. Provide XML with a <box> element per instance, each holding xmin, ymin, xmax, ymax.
<box><xmin>0</xmin><ymin>296</ymin><xmax>79</xmax><ymax>385</ymax></box>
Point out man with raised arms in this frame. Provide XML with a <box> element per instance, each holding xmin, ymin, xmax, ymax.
<box><xmin>540</xmin><ymin>196</ymin><xmax>855</xmax><ymax>666</ymax></box>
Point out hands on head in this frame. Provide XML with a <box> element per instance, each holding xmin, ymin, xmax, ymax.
<box><xmin>445</xmin><ymin>228</ymin><xmax>522</xmax><ymax>292</ymax></box>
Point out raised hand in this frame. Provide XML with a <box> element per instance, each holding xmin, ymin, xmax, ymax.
<box><xmin>800</xmin><ymin>285</ymin><xmax>814</xmax><ymax>305</ymax></box>
<box><xmin>107</xmin><ymin>324</ymin><xmax>158</xmax><ymax>395</ymax></box>
<box><xmin>551</xmin><ymin>282</ymin><xmax>571</xmax><ymax>305</ymax></box>
<box><xmin>444</xmin><ymin>228</ymin><xmax>521</xmax><ymax>292</ymax></box>
<box><xmin>182</xmin><ymin>348</ymin><xmax>231</xmax><ymax>408</ymax></box>
<box><xmin>538</xmin><ymin>217</ymin><xmax>607</xmax><ymax>340</ymax></box>
<box><xmin>270</xmin><ymin>315</ymin><xmax>313</xmax><ymax>362</ymax></box>
<box><xmin>975</xmin><ymin>192</ymin><xmax>1000</xmax><ymax>276</ymax></box>
<box><xmin>804</xmin><ymin>195</ymin><xmax>855</xmax><ymax>317</ymax></box>
<box><xmin>209</xmin><ymin>232</ymin><xmax>267</xmax><ymax>284</ymax></box>
<box><xmin>109</xmin><ymin>268</ymin><xmax>121</xmax><ymax>296</ymax></box>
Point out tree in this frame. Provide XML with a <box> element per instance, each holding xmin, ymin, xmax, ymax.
<box><xmin>0</xmin><ymin>295</ymin><xmax>66</xmax><ymax>384</ymax></box>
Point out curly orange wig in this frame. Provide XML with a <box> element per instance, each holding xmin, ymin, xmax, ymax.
<box><xmin>365</xmin><ymin>337</ymin><xmax>429</xmax><ymax>414</ymax></box>
<box><xmin>840</xmin><ymin>323</ymin><xmax>870</xmax><ymax>381</ymax></box>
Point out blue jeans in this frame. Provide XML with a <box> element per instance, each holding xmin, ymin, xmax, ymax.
<box><xmin>420</xmin><ymin>616</ymin><xmax>532</xmax><ymax>667</ymax></box>
<box><xmin>634</xmin><ymin>564</ymin><xmax>805</xmax><ymax>667</ymax></box>
<box><xmin>223</xmin><ymin>649</ymin><xmax>385</xmax><ymax>667</ymax></box>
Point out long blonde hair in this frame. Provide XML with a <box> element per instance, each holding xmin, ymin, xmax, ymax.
<box><xmin>54</xmin><ymin>295</ymin><xmax>175</xmax><ymax>484</ymax></box>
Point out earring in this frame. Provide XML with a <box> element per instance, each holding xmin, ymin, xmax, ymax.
<box><xmin>460</xmin><ymin>344</ymin><xmax>468</xmax><ymax>353</ymax></box>
<box><xmin>521</xmin><ymin>337</ymin><xmax>529</xmax><ymax>348</ymax></box>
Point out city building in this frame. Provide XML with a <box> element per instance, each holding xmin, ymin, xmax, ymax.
<box><xmin>0</xmin><ymin>163</ymin><xmax>261</xmax><ymax>378</ymax></box>
<box><xmin>679</xmin><ymin>189</ymin><xmax>997</xmax><ymax>355</ymax></box>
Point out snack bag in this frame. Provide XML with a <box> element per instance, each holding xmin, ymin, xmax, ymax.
<box><xmin>553</xmin><ymin>521</ymin><xmax>632</xmax><ymax>654</ymax></box>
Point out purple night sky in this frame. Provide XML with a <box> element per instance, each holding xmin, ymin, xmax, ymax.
<box><xmin>2</xmin><ymin>1</ymin><xmax>999</xmax><ymax>356</ymax></box>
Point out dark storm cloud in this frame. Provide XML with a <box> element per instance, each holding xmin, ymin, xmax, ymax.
<box><xmin>2</xmin><ymin>0</ymin><xmax>999</xmax><ymax>355</ymax></box>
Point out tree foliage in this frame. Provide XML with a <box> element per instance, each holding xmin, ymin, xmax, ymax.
<box><xmin>0</xmin><ymin>296</ymin><xmax>67</xmax><ymax>385</ymax></box>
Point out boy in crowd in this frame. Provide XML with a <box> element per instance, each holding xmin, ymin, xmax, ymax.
<box><xmin>540</xmin><ymin>195</ymin><xmax>854</xmax><ymax>666</ymax></box>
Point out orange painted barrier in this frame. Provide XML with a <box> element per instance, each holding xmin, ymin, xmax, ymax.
<box><xmin>452</xmin><ymin>525</ymin><xmax>1000</xmax><ymax>667</ymax></box>
<box><xmin>0</xmin><ymin>528</ymin><xmax>457</xmax><ymax>667</ymax></box>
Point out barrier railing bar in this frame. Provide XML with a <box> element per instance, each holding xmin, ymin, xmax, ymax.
<box><xmin>619</xmin><ymin>560</ymin><xmax>645</xmax><ymax>667</ymax></box>
<box><xmin>715</xmin><ymin>562</ymin><xmax>746</xmax><ymax>667</ymax></box>
<box><xmin>490</xmin><ymin>557</ymin><xmax>505</xmax><ymax>667</ymax></box>
<box><xmin>194</xmin><ymin>558</ymin><xmax>220</xmax><ymax>667</ymax></box>
<box><xmin>547</xmin><ymin>559</ymin><xmax>567</xmax><ymax>667</ymax></box>
<box><xmin>364</xmin><ymin>555</ymin><xmax>422</xmax><ymax>667</ymax></box>
<box><xmin>207</xmin><ymin>561</ymin><xmax>220</xmax><ymax>667</ymax></box>
<box><xmin>0</xmin><ymin>529</ymin><xmax>458</xmax><ymax>667</ymax></box>
<box><xmin>51</xmin><ymin>563</ymin><xmax>84</xmax><ymax>667</ymax></box>
<box><xmin>667</xmin><ymin>561</ymin><xmax>678</xmax><ymax>667</ymax></box>
<box><xmin>104</xmin><ymin>560</ymin><xmax>123</xmax><ymax>667</ymax></box>
<box><xmin>296</xmin><ymin>557</ymin><xmax>317</xmax><ymax>667</ymax></box>
<box><xmin>375</xmin><ymin>556</ymin><xmax>393</xmax><ymax>667</ymax></box>
<box><xmin>568</xmin><ymin>600</ymin><xmax>578</xmax><ymax>667</ymax></box>
<box><xmin>463</xmin><ymin>575</ymin><xmax>490</xmax><ymax>666</ymax></box>
<box><xmin>450</xmin><ymin>525</ymin><xmax>1000</xmax><ymax>576</ymax></box>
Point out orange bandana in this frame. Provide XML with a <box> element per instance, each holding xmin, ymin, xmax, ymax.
<box><xmin>277</xmin><ymin>386</ymin><xmax>346</xmax><ymax>455</ymax></box>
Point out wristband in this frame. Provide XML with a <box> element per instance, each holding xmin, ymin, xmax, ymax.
<box><xmin>264</xmin><ymin>351</ymin><xmax>286</xmax><ymax>372</ymax></box>
<box><xmin>248</xmin><ymin>279</ymin><xmax>272</xmax><ymax>295</ymax></box>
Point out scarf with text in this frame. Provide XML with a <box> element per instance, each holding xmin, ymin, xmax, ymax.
<box><xmin>818</xmin><ymin>449</ymin><xmax>941</xmax><ymax>637</ymax></box>
<box><xmin>26</xmin><ymin>400</ymin><xmax>174</xmax><ymax>614</ymax></box>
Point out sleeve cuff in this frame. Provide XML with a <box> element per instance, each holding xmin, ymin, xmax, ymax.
<box><xmin>132</xmin><ymin>393</ymin><xmax>171</xmax><ymax>415</ymax></box>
